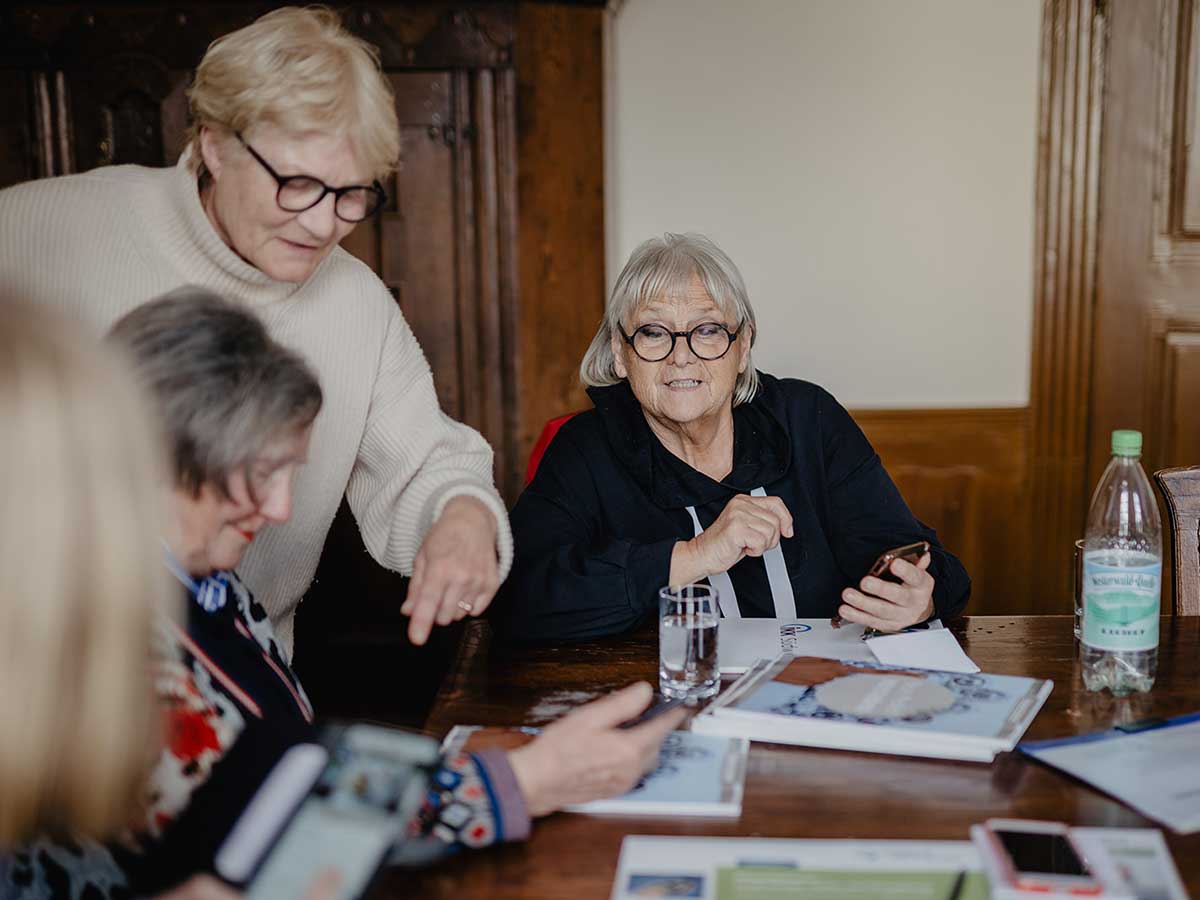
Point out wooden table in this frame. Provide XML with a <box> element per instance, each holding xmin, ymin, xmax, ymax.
<box><xmin>379</xmin><ymin>616</ymin><xmax>1200</xmax><ymax>898</ymax></box>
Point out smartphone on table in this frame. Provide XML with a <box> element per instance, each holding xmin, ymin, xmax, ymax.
<box><xmin>971</xmin><ymin>818</ymin><xmax>1130</xmax><ymax>899</ymax></box>
<box><xmin>216</xmin><ymin>723</ymin><xmax>440</xmax><ymax>900</ymax></box>
<box><xmin>831</xmin><ymin>541</ymin><xmax>931</xmax><ymax>633</ymax></box>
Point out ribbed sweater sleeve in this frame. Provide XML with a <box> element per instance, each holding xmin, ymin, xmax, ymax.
<box><xmin>346</xmin><ymin>296</ymin><xmax>514</xmax><ymax>578</ymax></box>
<box><xmin>0</xmin><ymin>159</ymin><xmax>513</xmax><ymax>653</ymax></box>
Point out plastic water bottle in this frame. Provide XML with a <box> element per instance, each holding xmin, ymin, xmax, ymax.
<box><xmin>1080</xmin><ymin>429</ymin><xmax>1162</xmax><ymax>695</ymax></box>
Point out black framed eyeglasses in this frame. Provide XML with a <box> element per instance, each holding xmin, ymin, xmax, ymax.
<box><xmin>618</xmin><ymin>321</ymin><xmax>743</xmax><ymax>362</ymax></box>
<box><xmin>236</xmin><ymin>133</ymin><xmax>387</xmax><ymax>223</ymax></box>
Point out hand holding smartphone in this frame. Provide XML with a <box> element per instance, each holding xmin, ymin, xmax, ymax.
<box><xmin>831</xmin><ymin>541</ymin><xmax>930</xmax><ymax>632</ymax></box>
<box><xmin>866</xmin><ymin>540</ymin><xmax>930</xmax><ymax>582</ymax></box>
<box><xmin>618</xmin><ymin>695</ymin><xmax>686</xmax><ymax>729</ymax></box>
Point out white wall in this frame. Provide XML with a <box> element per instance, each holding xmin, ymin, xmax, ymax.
<box><xmin>607</xmin><ymin>0</ymin><xmax>1041</xmax><ymax>408</ymax></box>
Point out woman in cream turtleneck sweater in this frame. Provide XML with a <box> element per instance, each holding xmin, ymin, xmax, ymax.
<box><xmin>0</xmin><ymin>7</ymin><xmax>510</xmax><ymax>655</ymax></box>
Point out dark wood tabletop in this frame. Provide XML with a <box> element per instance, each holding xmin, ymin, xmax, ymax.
<box><xmin>377</xmin><ymin>616</ymin><xmax>1200</xmax><ymax>898</ymax></box>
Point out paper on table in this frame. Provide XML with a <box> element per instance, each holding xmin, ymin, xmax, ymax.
<box><xmin>1021</xmin><ymin>714</ymin><xmax>1200</xmax><ymax>834</ymax></box>
<box><xmin>610</xmin><ymin>836</ymin><xmax>985</xmax><ymax>900</ymax></box>
<box><xmin>866</xmin><ymin>628</ymin><xmax>981</xmax><ymax>673</ymax></box>
<box><xmin>718</xmin><ymin>618</ymin><xmax>873</xmax><ymax>674</ymax></box>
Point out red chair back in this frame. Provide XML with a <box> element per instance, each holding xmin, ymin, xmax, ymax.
<box><xmin>525</xmin><ymin>413</ymin><xmax>578</xmax><ymax>485</ymax></box>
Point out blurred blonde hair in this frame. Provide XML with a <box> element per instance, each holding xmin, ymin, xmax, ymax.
<box><xmin>186</xmin><ymin>6</ymin><xmax>400</xmax><ymax>179</ymax></box>
<box><xmin>0</xmin><ymin>298</ymin><xmax>172</xmax><ymax>845</ymax></box>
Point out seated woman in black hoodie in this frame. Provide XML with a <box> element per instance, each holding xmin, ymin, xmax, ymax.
<box><xmin>495</xmin><ymin>233</ymin><xmax>970</xmax><ymax>643</ymax></box>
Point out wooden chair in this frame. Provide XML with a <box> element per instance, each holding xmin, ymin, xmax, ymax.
<box><xmin>1153</xmin><ymin>466</ymin><xmax>1200</xmax><ymax>615</ymax></box>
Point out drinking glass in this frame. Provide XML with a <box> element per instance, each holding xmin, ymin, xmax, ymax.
<box><xmin>658</xmin><ymin>584</ymin><xmax>720</xmax><ymax>701</ymax></box>
<box><xmin>1073</xmin><ymin>538</ymin><xmax>1086</xmax><ymax>640</ymax></box>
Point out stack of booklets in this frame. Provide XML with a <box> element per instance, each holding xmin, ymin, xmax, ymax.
<box><xmin>691</xmin><ymin>655</ymin><xmax>1052</xmax><ymax>763</ymax></box>
<box><xmin>442</xmin><ymin>726</ymin><xmax>748</xmax><ymax>817</ymax></box>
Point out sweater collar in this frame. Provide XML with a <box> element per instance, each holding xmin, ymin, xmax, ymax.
<box><xmin>586</xmin><ymin>378</ymin><xmax>791</xmax><ymax>509</ymax></box>
<box><xmin>146</xmin><ymin>150</ymin><xmax>317</xmax><ymax>305</ymax></box>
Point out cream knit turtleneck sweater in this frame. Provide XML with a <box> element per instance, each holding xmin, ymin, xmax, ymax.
<box><xmin>0</xmin><ymin>157</ymin><xmax>513</xmax><ymax>654</ymax></box>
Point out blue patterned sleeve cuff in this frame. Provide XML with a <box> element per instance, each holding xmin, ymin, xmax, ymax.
<box><xmin>471</xmin><ymin>749</ymin><xmax>532</xmax><ymax>843</ymax></box>
<box><xmin>415</xmin><ymin>750</ymin><xmax>531</xmax><ymax>850</ymax></box>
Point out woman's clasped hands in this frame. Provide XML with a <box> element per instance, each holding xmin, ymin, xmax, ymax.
<box><xmin>670</xmin><ymin>494</ymin><xmax>794</xmax><ymax>585</ymax></box>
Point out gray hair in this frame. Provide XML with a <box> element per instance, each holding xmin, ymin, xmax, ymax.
<box><xmin>108</xmin><ymin>287</ymin><xmax>323</xmax><ymax>497</ymax></box>
<box><xmin>580</xmin><ymin>233</ymin><xmax>760</xmax><ymax>406</ymax></box>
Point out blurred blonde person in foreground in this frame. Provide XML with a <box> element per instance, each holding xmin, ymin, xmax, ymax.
<box><xmin>0</xmin><ymin>299</ymin><xmax>299</xmax><ymax>899</ymax></box>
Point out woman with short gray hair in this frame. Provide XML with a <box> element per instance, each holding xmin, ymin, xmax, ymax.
<box><xmin>494</xmin><ymin>232</ymin><xmax>971</xmax><ymax>642</ymax></box>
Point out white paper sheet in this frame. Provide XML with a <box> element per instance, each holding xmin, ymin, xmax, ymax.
<box><xmin>717</xmin><ymin>618</ymin><xmax>873</xmax><ymax>674</ymax></box>
<box><xmin>1022</xmin><ymin>716</ymin><xmax>1200</xmax><ymax>834</ymax></box>
<box><xmin>866</xmin><ymin>628</ymin><xmax>981</xmax><ymax>673</ymax></box>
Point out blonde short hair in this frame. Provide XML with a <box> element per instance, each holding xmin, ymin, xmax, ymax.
<box><xmin>581</xmin><ymin>233</ymin><xmax>760</xmax><ymax>406</ymax></box>
<box><xmin>0</xmin><ymin>299</ymin><xmax>171</xmax><ymax>845</ymax></box>
<box><xmin>186</xmin><ymin>6</ymin><xmax>400</xmax><ymax>179</ymax></box>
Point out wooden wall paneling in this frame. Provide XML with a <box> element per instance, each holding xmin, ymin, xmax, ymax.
<box><xmin>0</xmin><ymin>72</ymin><xmax>33</xmax><ymax>186</ymax></box>
<box><xmin>1147</xmin><ymin>311</ymin><xmax>1200</xmax><ymax>468</ymax></box>
<box><xmin>375</xmin><ymin>71</ymin><xmax>462</xmax><ymax>417</ymax></box>
<box><xmin>1027</xmin><ymin>0</ymin><xmax>1106</xmax><ymax>614</ymax></box>
<box><xmin>853</xmin><ymin>408</ymin><xmax>1030</xmax><ymax>616</ymax></box>
<box><xmin>494</xmin><ymin>67</ymin><xmax>522</xmax><ymax>501</ymax></box>
<box><xmin>468</xmin><ymin>69</ymin><xmax>507</xmax><ymax>490</ymax></box>
<box><xmin>1085</xmin><ymin>0</ymin><xmax>1200</xmax><ymax>611</ymax></box>
<box><xmin>1174</xmin><ymin>0</ymin><xmax>1200</xmax><ymax>232</ymax></box>
<box><xmin>452</xmin><ymin>69</ymin><xmax>481</xmax><ymax>431</ymax></box>
<box><xmin>515</xmin><ymin>2</ymin><xmax>606</xmax><ymax>483</ymax></box>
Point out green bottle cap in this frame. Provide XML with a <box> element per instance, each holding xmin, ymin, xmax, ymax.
<box><xmin>1112</xmin><ymin>429</ymin><xmax>1143</xmax><ymax>456</ymax></box>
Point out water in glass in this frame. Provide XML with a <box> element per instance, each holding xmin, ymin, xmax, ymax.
<box><xmin>658</xmin><ymin>585</ymin><xmax>720</xmax><ymax>701</ymax></box>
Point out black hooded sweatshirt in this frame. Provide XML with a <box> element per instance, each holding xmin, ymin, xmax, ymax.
<box><xmin>492</xmin><ymin>373</ymin><xmax>971</xmax><ymax>643</ymax></box>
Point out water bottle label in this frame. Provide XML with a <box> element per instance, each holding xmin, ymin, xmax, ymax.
<box><xmin>1081</xmin><ymin>552</ymin><xmax>1161</xmax><ymax>652</ymax></box>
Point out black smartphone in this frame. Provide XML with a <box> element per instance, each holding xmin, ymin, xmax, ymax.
<box><xmin>618</xmin><ymin>695</ymin><xmax>686</xmax><ymax>729</ymax></box>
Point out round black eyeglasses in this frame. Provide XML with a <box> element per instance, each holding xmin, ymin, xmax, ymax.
<box><xmin>237</xmin><ymin>133</ymin><xmax>387</xmax><ymax>223</ymax></box>
<box><xmin>617</xmin><ymin>321</ymin><xmax>744</xmax><ymax>362</ymax></box>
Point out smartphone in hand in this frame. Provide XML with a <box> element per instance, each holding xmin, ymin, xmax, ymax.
<box><xmin>618</xmin><ymin>695</ymin><xmax>686</xmax><ymax>729</ymax></box>
<box><xmin>867</xmin><ymin>541</ymin><xmax>930</xmax><ymax>582</ymax></box>
<box><xmin>831</xmin><ymin>541</ymin><xmax>931</xmax><ymax>631</ymax></box>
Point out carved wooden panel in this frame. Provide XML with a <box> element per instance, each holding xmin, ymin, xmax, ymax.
<box><xmin>854</xmin><ymin>408</ymin><xmax>1031</xmax><ymax>616</ymax></box>
<box><xmin>1153</xmin><ymin>466</ymin><xmax>1200</xmax><ymax>615</ymax></box>
<box><xmin>1027</xmin><ymin>0</ymin><xmax>1106</xmax><ymax>614</ymax></box>
<box><xmin>1175</xmin><ymin>0</ymin><xmax>1200</xmax><ymax>233</ymax></box>
<box><xmin>1148</xmin><ymin>319</ymin><xmax>1200</xmax><ymax>469</ymax></box>
<box><xmin>514</xmin><ymin>2</ymin><xmax>606</xmax><ymax>480</ymax></box>
<box><xmin>1162</xmin><ymin>334</ymin><xmax>1200</xmax><ymax>466</ymax></box>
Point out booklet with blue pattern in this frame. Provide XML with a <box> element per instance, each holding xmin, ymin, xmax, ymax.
<box><xmin>691</xmin><ymin>655</ymin><xmax>1052</xmax><ymax>763</ymax></box>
